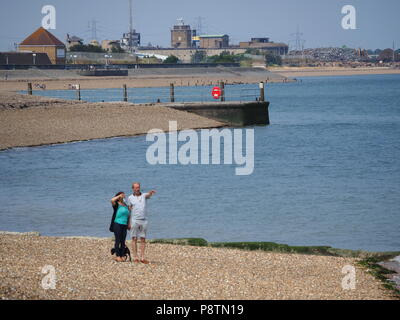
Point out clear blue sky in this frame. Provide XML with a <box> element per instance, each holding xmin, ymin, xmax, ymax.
<box><xmin>0</xmin><ymin>0</ymin><xmax>399</xmax><ymax>51</ymax></box>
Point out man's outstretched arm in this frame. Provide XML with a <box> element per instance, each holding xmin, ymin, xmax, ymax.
<box><xmin>146</xmin><ymin>190</ymin><xmax>156</xmax><ymax>199</ymax></box>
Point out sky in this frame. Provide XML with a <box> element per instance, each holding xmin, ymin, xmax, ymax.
<box><xmin>0</xmin><ymin>0</ymin><xmax>399</xmax><ymax>51</ymax></box>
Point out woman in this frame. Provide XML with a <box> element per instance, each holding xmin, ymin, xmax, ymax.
<box><xmin>110</xmin><ymin>192</ymin><xmax>130</xmax><ymax>262</ymax></box>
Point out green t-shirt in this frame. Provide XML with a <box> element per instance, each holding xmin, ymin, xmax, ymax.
<box><xmin>114</xmin><ymin>204</ymin><xmax>130</xmax><ymax>225</ymax></box>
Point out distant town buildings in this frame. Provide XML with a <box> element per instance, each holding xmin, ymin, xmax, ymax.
<box><xmin>288</xmin><ymin>47</ymin><xmax>369</xmax><ymax>62</ymax></box>
<box><xmin>66</xmin><ymin>35</ymin><xmax>83</xmax><ymax>50</ymax></box>
<box><xmin>4</xmin><ymin>19</ymin><xmax>392</xmax><ymax>67</ymax></box>
<box><xmin>101</xmin><ymin>40</ymin><xmax>122</xmax><ymax>52</ymax></box>
<box><xmin>199</xmin><ymin>35</ymin><xmax>229</xmax><ymax>49</ymax></box>
<box><xmin>168</xmin><ymin>19</ymin><xmax>288</xmax><ymax>55</ymax></box>
<box><xmin>121</xmin><ymin>30</ymin><xmax>141</xmax><ymax>52</ymax></box>
<box><xmin>88</xmin><ymin>39</ymin><xmax>100</xmax><ymax>47</ymax></box>
<box><xmin>239</xmin><ymin>38</ymin><xmax>288</xmax><ymax>55</ymax></box>
<box><xmin>170</xmin><ymin>20</ymin><xmax>230</xmax><ymax>50</ymax></box>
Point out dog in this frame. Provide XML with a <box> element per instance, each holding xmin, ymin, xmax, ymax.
<box><xmin>111</xmin><ymin>245</ymin><xmax>131</xmax><ymax>262</ymax></box>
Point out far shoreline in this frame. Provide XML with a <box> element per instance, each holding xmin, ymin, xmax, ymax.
<box><xmin>0</xmin><ymin>231</ymin><xmax>398</xmax><ymax>258</ymax></box>
<box><xmin>1</xmin><ymin>66</ymin><xmax>399</xmax><ymax>92</ymax></box>
<box><xmin>271</xmin><ymin>66</ymin><xmax>400</xmax><ymax>78</ymax></box>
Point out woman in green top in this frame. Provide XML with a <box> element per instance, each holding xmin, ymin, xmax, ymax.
<box><xmin>111</xmin><ymin>192</ymin><xmax>130</xmax><ymax>262</ymax></box>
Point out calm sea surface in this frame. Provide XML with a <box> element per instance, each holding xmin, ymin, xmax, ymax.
<box><xmin>2</xmin><ymin>74</ymin><xmax>400</xmax><ymax>251</ymax></box>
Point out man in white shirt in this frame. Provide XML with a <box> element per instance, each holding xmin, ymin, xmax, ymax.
<box><xmin>127</xmin><ymin>182</ymin><xmax>156</xmax><ymax>264</ymax></box>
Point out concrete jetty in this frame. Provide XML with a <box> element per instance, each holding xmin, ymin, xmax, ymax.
<box><xmin>166</xmin><ymin>101</ymin><xmax>270</xmax><ymax>126</ymax></box>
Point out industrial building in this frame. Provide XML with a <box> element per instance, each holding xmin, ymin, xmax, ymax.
<box><xmin>171</xmin><ymin>20</ymin><xmax>194</xmax><ymax>48</ymax></box>
<box><xmin>121</xmin><ymin>30</ymin><xmax>141</xmax><ymax>51</ymax></box>
<box><xmin>171</xmin><ymin>20</ymin><xmax>229</xmax><ymax>49</ymax></box>
<box><xmin>199</xmin><ymin>35</ymin><xmax>229</xmax><ymax>49</ymax></box>
<box><xmin>18</xmin><ymin>27</ymin><xmax>66</xmax><ymax>64</ymax></box>
<box><xmin>102</xmin><ymin>40</ymin><xmax>122</xmax><ymax>52</ymax></box>
<box><xmin>120</xmin><ymin>0</ymin><xmax>141</xmax><ymax>52</ymax></box>
<box><xmin>141</xmin><ymin>22</ymin><xmax>289</xmax><ymax>63</ymax></box>
<box><xmin>66</xmin><ymin>34</ymin><xmax>83</xmax><ymax>50</ymax></box>
<box><xmin>239</xmin><ymin>37</ymin><xmax>288</xmax><ymax>55</ymax></box>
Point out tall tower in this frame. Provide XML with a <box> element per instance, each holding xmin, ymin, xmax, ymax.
<box><xmin>129</xmin><ymin>0</ymin><xmax>133</xmax><ymax>35</ymax></box>
<box><xmin>290</xmin><ymin>25</ymin><xmax>305</xmax><ymax>52</ymax></box>
<box><xmin>171</xmin><ymin>18</ymin><xmax>192</xmax><ymax>48</ymax></box>
<box><xmin>88</xmin><ymin>20</ymin><xmax>98</xmax><ymax>41</ymax></box>
<box><xmin>393</xmin><ymin>41</ymin><xmax>396</xmax><ymax>63</ymax></box>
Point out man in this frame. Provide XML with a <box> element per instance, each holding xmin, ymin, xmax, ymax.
<box><xmin>127</xmin><ymin>182</ymin><xmax>156</xmax><ymax>264</ymax></box>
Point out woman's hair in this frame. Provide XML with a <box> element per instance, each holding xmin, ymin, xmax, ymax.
<box><xmin>112</xmin><ymin>192</ymin><xmax>124</xmax><ymax>209</ymax></box>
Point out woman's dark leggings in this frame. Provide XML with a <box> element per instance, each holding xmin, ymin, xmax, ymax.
<box><xmin>113</xmin><ymin>223</ymin><xmax>127</xmax><ymax>257</ymax></box>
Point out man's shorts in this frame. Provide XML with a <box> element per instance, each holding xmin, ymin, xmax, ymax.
<box><xmin>130</xmin><ymin>220</ymin><xmax>148</xmax><ymax>239</ymax></box>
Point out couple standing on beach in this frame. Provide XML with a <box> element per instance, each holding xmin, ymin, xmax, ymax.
<box><xmin>110</xmin><ymin>182</ymin><xmax>156</xmax><ymax>264</ymax></box>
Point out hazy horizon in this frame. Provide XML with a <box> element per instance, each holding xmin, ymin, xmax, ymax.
<box><xmin>0</xmin><ymin>0</ymin><xmax>399</xmax><ymax>52</ymax></box>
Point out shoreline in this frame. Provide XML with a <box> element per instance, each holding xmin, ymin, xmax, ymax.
<box><xmin>0</xmin><ymin>66</ymin><xmax>291</xmax><ymax>91</ymax></box>
<box><xmin>0</xmin><ymin>128</ymin><xmax>229</xmax><ymax>152</ymax></box>
<box><xmin>1</xmin><ymin>231</ymin><xmax>398</xmax><ymax>258</ymax></box>
<box><xmin>271</xmin><ymin>66</ymin><xmax>400</xmax><ymax>78</ymax></box>
<box><xmin>0</xmin><ymin>231</ymin><xmax>399</xmax><ymax>300</ymax></box>
<box><xmin>1</xmin><ymin>66</ymin><xmax>399</xmax><ymax>92</ymax></box>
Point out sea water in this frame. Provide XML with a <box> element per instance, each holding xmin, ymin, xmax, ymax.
<box><xmin>2</xmin><ymin>74</ymin><xmax>400</xmax><ymax>252</ymax></box>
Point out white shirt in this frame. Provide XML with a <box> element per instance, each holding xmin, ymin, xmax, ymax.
<box><xmin>127</xmin><ymin>193</ymin><xmax>149</xmax><ymax>221</ymax></box>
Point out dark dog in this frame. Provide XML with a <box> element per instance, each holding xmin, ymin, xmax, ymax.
<box><xmin>111</xmin><ymin>245</ymin><xmax>131</xmax><ymax>262</ymax></box>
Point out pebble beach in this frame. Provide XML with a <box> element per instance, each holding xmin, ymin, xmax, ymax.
<box><xmin>0</xmin><ymin>232</ymin><xmax>397</xmax><ymax>300</ymax></box>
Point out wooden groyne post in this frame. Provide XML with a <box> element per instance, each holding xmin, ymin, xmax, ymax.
<box><xmin>170</xmin><ymin>83</ymin><xmax>175</xmax><ymax>103</ymax></box>
<box><xmin>27</xmin><ymin>83</ymin><xmax>32</xmax><ymax>95</ymax></box>
<box><xmin>220</xmin><ymin>81</ymin><xmax>225</xmax><ymax>102</ymax></box>
<box><xmin>123</xmin><ymin>84</ymin><xmax>128</xmax><ymax>102</ymax></box>
<box><xmin>76</xmin><ymin>84</ymin><xmax>81</xmax><ymax>101</ymax></box>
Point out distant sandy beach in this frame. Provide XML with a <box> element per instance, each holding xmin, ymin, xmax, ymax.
<box><xmin>271</xmin><ymin>66</ymin><xmax>400</xmax><ymax>78</ymax></box>
<box><xmin>0</xmin><ymin>66</ymin><xmax>398</xmax><ymax>92</ymax></box>
<box><xmin>0</xmin><ymin>232</ymin><xmax>397</xmax><ymax>300</ymax></box>
<box><xmin>0</xmin><ymin>67</ymin><xmax>290</xmax><ymax>91</ymax></box>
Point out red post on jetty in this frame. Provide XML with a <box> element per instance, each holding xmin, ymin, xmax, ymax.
<box><xmin>212</xmin><ymin>86</ymin><xmax>221</xmax><ymax>99</ymax></box>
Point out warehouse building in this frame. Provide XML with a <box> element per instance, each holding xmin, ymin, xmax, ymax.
<box><xmin>199</xmin><ymin>35</ymin><xmax>229</xmax><ymax>49</ymax></box>
<box><xmin>239</xmin><ymin>37</ymin><xmax>288</xmax><ymax>55</ymax></box>
<box><xmin>66</xmin><ymin>34</ymin><xmax>83</xmax><ymax>50</ymax></box>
